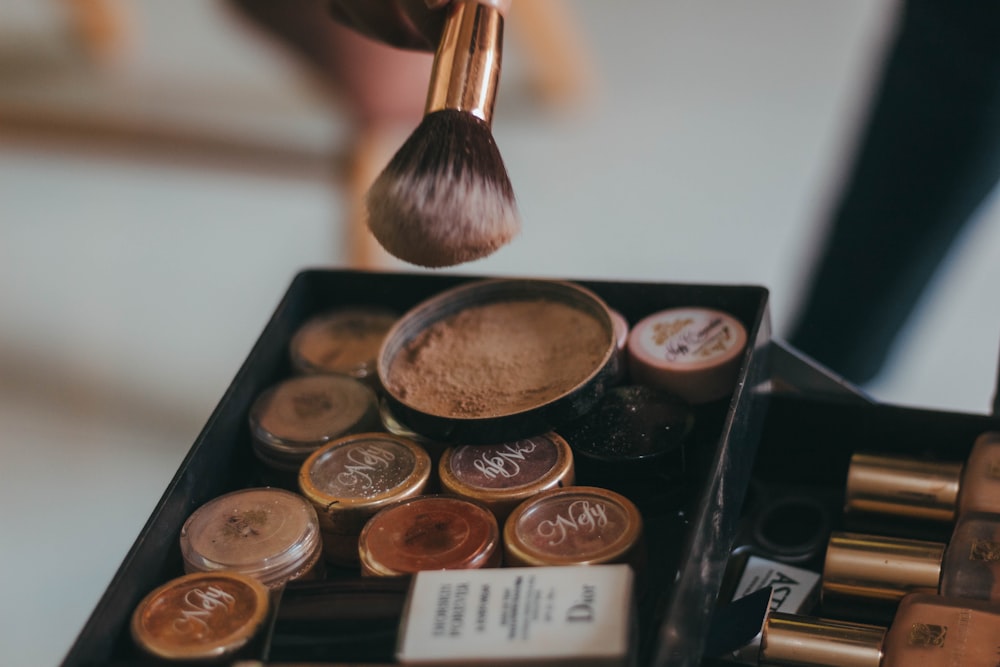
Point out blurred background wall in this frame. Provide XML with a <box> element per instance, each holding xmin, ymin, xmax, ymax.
<box><xmin>1</xmin><ymin>1</ymin><xmax>999</xmax><ymax>664</ymax></box>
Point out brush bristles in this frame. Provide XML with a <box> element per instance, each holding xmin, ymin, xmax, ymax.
<box><xmin>366</xmin><ymin>109</ymin><xmax>521</xmax><ymax>268</ymax></box>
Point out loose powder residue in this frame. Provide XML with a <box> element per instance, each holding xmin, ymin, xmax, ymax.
<box><xmin>386</xmin><ymin>299</ymin><xmax>609</xmax><ymax>418</ymax></box>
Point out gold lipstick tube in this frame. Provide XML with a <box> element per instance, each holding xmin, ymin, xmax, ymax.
<box><xmin>760</xmin><ymin>613</ymin><xmax>885</xmax><ymax>667</ymax></box>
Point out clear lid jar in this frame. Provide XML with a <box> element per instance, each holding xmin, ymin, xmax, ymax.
<box><xmin>299</xmin><ymin>433</ymin><xmax>432</xmax><ymax>567</ymax></box>
<box><xmin>180</xmin><ymin>487</ymin><xmax>324</xmax><ymax>590</ymax></box>
<box><xmin>249</xmin><ymin>374</ymin><xmax>381</xmax><ymax>476</ymax></box>
<box><xmin>289</xmin><ymin>307</ymin><xmax>398</xmax><ymax>381</ymax></box>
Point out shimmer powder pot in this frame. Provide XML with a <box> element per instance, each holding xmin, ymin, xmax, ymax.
<box><xmin>503</xmin><ymin>486</ymin><xmax>643</xmax><ymax>568</ymax></box>
<box><xmin>180</xmin><ymin>488</ymin><xmax>324</xmax><ymax>590</ymax></box>
<box><xmin>249</xmin><ymin>374</ymin><xmax>381</xmax><ymax>476</ymax></box>
<box><xmin>378</xmin><ymin>279</ymin><xmax>618</xmax><ymax>444</ymax></box>
<box><xmin>358</xmin><ymin>495</ymin><xmax>501</xmax><ymax>577</ymax></box>
<box><xmin>558</xmin><ymin>385</ymin><xmax>694</xmax><ymax>504</ymax></box>
<box><xmin>439</xmin><ymin>433</ymin><xmax>575</xmax><ymax>522</ymax></box>
<box><xmin>558</xmin><ymin>385</ymin><xmax>694</xmax><ymax>511</ymax></box>
<box><xmin>131</xmin><ymin>572</ymin><xmax>269</xmax><ymax>662</ymax></box>
<box><xmin>299</xmin><ymin>433</ymin><xmax>431</xmax><ymax>566</ymax></box>
<box><xmin>560</xmin><ymin>385</ymin><xmax>693</xmax><ymax>466</ymax></box>
<box><xmin>290</xmin><ymin>307</ymin><xmax>398</xmax><ymax>381</ymax></box>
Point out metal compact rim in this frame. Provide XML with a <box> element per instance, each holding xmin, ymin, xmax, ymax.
<box><xmin>376</xmin><ymin>278</ymin><xmax>618</xmax><ymax>444</ymax></box>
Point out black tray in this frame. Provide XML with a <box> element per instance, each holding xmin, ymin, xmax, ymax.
<box><xmin>749</xmin><ymin>394</ymin><xmax>1000</xmax><ymax>549</ymax></box>
<box><xmin>61</xmin><ymin>269</ymin><xmax>772</xmax><ymax>667</ymax></box>
<box><xmin>702</xmin><ymin>393</ymin><xmax>1000</xmax><ymax>667</ymax></box>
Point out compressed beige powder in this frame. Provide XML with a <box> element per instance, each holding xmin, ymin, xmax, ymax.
<box><xmin>385</xmin><ymin>299</ymin><xmax>609</xmax><ymax>418</ymax></box>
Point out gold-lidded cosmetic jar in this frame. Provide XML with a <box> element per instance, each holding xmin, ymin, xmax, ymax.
<box><xmin>131</xmin><ymin>571</ymin><xmax>269</xmax><ymax>662</ymax></box>
<box><xmin>290</xmin><ymin>306</ymin><xmax>398</xmax><ymax>382</ymax></box>
<box><xmin>503</xmin><ymin>486</ymin><xmax>643</xmax><ymax>568</ymax></box>
<box><xmin>180</xmin><ymin>487</ymin><xmax>324</xmax><ymax>590</ymax></box>
<box><xmin>378</xmin><ymin>279</ymin><xmax>619</xmax><ymax>444</ymax></box>
<box><xmin>249</xmin><ymin>374</ymin><xmax>381</xmax><ymax>483</ymax></box>
<box><xmin>438</xmin><ymin>433</ymin><xmax>574</xmax><ymax>522</ymax></box>
<box><xmin>299</xmin><ymin>432</ymin><xmax>431</xmax><ymax>567</ymax></box>
<box><xmin>358</xmin><ymin>495</ymin><xmax>501</xmax><ymax>577</ymax></box>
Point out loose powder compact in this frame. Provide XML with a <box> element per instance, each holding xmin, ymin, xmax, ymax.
<box><xmin>378</xmin><ymin>279</ymin><xmax>618</xmax><ymax>444</ymax></box>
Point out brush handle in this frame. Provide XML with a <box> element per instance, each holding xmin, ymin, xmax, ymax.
<box><xmin>425</xmin><ymin>0</ymin><xmax>509</xmax><ymax>125</ymax></box>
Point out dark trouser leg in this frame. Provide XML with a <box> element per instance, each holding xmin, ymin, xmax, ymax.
<box><xmin>788</xmin><ymin>1</ymin><xmax>1000</xmax><ymax>384</ymax></box>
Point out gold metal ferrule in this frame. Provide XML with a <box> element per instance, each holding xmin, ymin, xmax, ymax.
<box><xmin>425</xmin><ymin>0</ymin><xmax>504</xmax><ymax>125</ymax></box>
<box><xmin>760</xmin><ymin>613</ymin><xmax>885</xmax><ymax>667</ymax></box>
<box><xmin>823</xmin><ymin>532</ymin><xmax>944</xmax><ymax>604</ymax></box>
<box><xmin>845</xmin><ymin>452</ymin><xmax>962</xmax><ymax>523</ymax></box>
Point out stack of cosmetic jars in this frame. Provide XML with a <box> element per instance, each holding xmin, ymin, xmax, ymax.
<box><xmin>129</xmin><ymin>278</ymin><xmax>756</xmax><ymax>664</ymax></box>
<box><xmin>720</xmin><ymin>430</ymin><xmax>1000</xmax><ymax>667</ymax></box>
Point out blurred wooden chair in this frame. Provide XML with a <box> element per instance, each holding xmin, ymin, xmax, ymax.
<box><xmin>65</xmin><ymin>0</ymin><xmax>131</xmax><ymax>64</ymax></box>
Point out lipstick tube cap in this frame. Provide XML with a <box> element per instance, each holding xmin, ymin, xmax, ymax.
<box><xmin>845</xmin><ymin>452</ymin><xmax>962</xmax><ymax>523</ymax></box>
<box><xmin>822</xmin><ymin>532</ymin><xmax>944</xmax><ymax>604</ymax></box>
<box><xmin>759</xmin><ymin>612</ymin><xmax>885</xmax><ymax>667</ymax></box>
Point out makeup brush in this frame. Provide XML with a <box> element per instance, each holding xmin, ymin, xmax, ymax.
<box><xmin>366</xmin><ymin>0</ymin><xmax>521</xmax><ymax>268</ymax></box>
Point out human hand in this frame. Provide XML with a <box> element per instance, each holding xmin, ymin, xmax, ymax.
<box><xmin>326</xmin><ymin>1</ymin><xmax>512</xmax><ymax>50</ymax></box>
<box><xmin>326</xmin><ymin>0</ymin><xmax>452</xmax><ymax>51</ymax></box>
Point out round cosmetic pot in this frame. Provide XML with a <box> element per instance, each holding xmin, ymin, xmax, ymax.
<box><xmin>560</xmin><ymin>384</ymin><xmax>691</xmax><ymax>470</ymax></box>
<box><xmin>289</xmin><ymin>307</ymin><xmax>398</xmax><ymax>382</ymax></box>
<box><xmin>249</xmin><ymin>374</ymin><xmax>381</xmax><ymax>483</ymax></box>
<box><xmin>377</xmin><ymin>279</ymin><xmax>619</xmax><ymax>444</ymax></box>
<box><xmin>438</xmin><ymin>433</ymin><xmax>575</xmax><ymax>522</ymax></box>
<box><xmin>299</xmin><ymin>433</ymin><xmax>432</xmax><ymax>567</ymax></box>
<box><xmin>358</xmin><ymin>495</ymin><xmax>501</xmax><ymax>577</ymax></box>
<box><xmin>626</xmin><ymin>307</ymin><xmax>747</xmax><ymax>405</ymax></box>
<box><xmin>503</xmin><ymin>486</ymin><xmax>643</xmax><ymax>568</ymax></box>
<box><xmin>750</xmin><ymin>494</ymin><xmax>832</xmax><ymax>564</ymax></box>
<box><xmin>180</xmin><ymin>488</ymin><xmax>324</xmax><ymax>590</ymax></box>
<box><xmin>131</xmin><ymin>571</ymin><xmax>270</xmax><ymax>662</ymax></box>
<box><xmin>379</xmin><ymin>397</ymin><xmax>449</xmax><ymax>472</ymax></box>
